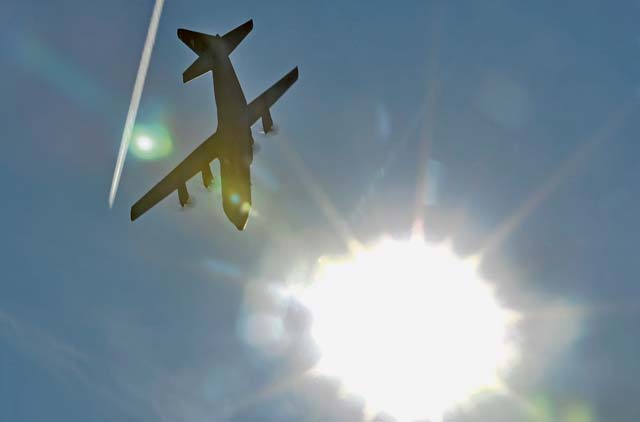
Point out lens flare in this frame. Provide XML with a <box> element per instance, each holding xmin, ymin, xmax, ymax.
<box><xmin>290</xmin><ymin>236</ymin><xmax>520</xmax><ymax>422</ymax></box>
<box><xmin>565</xmin><ymin>402</ymin><xmax>594</xmax><ymax>422</ymax></box>
<box><xmin>129</xmin><ymin>124</ymin><xmax>173</xmax><ymax>160</ymax></box>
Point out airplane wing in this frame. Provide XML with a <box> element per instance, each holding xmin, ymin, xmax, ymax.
<box><xmin>130</xmin><ymin>133</ymin><xmax>220</xmax><ymax>221</ymax></box>
<box><xmin>247</xmin><ymin>67</ymin><xmax>299</xmax><ymax>128</ymax></box>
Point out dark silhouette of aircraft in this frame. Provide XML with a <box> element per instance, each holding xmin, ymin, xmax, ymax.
<box><xmin>130</xmin><ymin>19</ymin><xmax>298</xmax><ymax>230</ymax></box>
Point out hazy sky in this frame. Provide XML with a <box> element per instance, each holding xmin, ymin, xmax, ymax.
<box><xmin>2</xmin><ymin>0</ymin><xmax>640</xmax><ymax>421</ymax></box>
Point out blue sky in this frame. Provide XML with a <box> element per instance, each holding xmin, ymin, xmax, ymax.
<box><xmin>2</xmin><ymin>0</ymin><xmax>640</xmax><ymax>421</ymax></box>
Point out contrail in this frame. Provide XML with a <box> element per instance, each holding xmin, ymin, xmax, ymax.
<box><xmin>109</xmin><ymin>0</ymin><xmax>165</xmax><ymax>208</ymax></box>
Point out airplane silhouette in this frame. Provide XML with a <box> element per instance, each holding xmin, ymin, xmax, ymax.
<box><xmin>131</xmin><ymin>19</ymin><xmax>298</xmax><ymax>230</ymax></box>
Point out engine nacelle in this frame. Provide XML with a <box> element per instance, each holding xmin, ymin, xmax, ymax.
<box><xmin>202</xmin><ymin>164</ymin><xmax>214</xmax><ymax>188</ymax></box>
<box><xmin>262</xmin><ymin>109</ymin><xmax>274</xmax><ymax>133</ymax></box>
<box><xmin>178</xmin><ymin>183</ymin><xmax>189</xmax><ymax>207</ymax></box>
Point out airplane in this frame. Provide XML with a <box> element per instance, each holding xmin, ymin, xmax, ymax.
<box><xmin>130</xmin><ymin>19</ymin><xmax>298</xmax><ymax>230</ymax></box>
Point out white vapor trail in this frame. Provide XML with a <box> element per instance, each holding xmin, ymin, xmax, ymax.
<box><xmin>109</xmin><ymin>0</ymin><xmax>165</xmax><ymax>208</ymax></box>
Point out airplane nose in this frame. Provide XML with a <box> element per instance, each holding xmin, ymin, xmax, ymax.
<box><xmin>234</xmin><ymin>216</ymin><xmax>248</xmax><ymax>231</ymax></box>
<box><xmin>229</xmin><ymin>205</ymin><xmax>249</xmax><ymax>230</ymax></box>
<box><xmin>223</xmin><ymin>195</ymin><xmax>251</xmax><ymax>230</ymax></box>
<box><xmin>234</xmin><ymin>202</ymin><xmax>251</xmax><ymax>230</ymax></box>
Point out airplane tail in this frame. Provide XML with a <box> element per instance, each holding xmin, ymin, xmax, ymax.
<box><xmin>178</xmin><ymin>19</ymin><xmax>253</xmax><ymax>83</ymax></box>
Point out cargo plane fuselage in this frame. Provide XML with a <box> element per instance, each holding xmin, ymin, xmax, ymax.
<box><xmin>131</xmin><ymin>20</ymin><xmax>298</xmax><ymax>230</ymax></box>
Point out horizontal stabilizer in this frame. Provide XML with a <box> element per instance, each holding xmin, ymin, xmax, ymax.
<box><xmin>177</xmin><ymin>19</ymin><xmax>253</xmax><ymax>58</ymax></box>
<box><xmin>183</xmin><ymin>56</ymin><xmax>212</xmax><ymax>83</ymax></box>
<box><xmin>221</xmin><ymin>19</ymin><xmax>253</xmax><ymax>54</ymax></box>
<box><xmin>177</xmin><ymin>28</ymin><xmax>216</xmax><ymax>56</ymax></box>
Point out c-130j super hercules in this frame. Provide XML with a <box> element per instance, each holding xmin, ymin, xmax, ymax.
<box><xmin>131</xmin><ymin>19</ymin><xmax>298</xmax><ymax>230</ymax></box>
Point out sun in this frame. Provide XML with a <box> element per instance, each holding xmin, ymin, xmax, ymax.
<box><xmin>135</xmin><ymin>135</ymin><xmax>154</xmax><ymax>152</ymax></box>
<box><xmin>290</xmin><ymin>236</ymin><xmax>520</xmax><ymax>422</ymax></box>
<box><xmin>130</xmin><ymin>124</ymin><xmax>173</xmax><ymax>160</ymax></box>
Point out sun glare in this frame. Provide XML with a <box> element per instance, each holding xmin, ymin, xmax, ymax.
<box><xmin>130</xmin><ymin>124</ymin><xmax>173</xmax><ymax>160</ymax></box>
<box><xmin>136</xmin><ymin>135</ymin><xmax>154</xmax><ymax>151</ymax></box>
<box><xmin>291</xmin><ymin>236</ymin><xmax>520</xmax><ymax>422</ymax></box>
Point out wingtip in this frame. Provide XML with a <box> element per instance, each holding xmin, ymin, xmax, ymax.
<box><xmin>130</xmin><ymin>206</ymin><xmax>139</xmax><ymax>222</ymax></box>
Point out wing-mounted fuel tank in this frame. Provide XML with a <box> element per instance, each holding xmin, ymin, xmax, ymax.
<box><xmin>202</xmin><ymin>164</ymin><xmax>214</xmax><ymax>188</ymax></box>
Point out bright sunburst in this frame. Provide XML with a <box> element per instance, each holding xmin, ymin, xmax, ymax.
<box><xmin>291</xmin><ymin>236</ymin><xmax>520</xmax><ymax>422</ymax></box>
<box><xmin>130</xmin><ymin>123</ymin><xmax>173</xmax><ymax>161</ymax></box>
